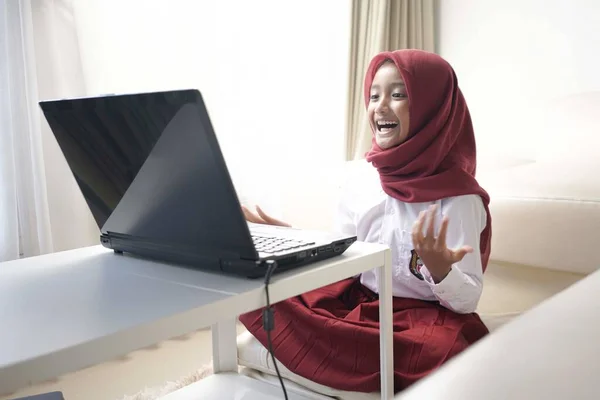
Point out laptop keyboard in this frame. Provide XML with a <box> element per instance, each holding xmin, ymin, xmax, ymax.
<box><xmin>252</xmin><ymin>235</ymin><xmax>315</xmax><ymax>254</ymax></box>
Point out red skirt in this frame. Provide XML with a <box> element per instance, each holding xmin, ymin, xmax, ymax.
<box><xmin>239</xmin><ymin>277</ymin><xmax>488</xmax><ymax>393</ymax></box>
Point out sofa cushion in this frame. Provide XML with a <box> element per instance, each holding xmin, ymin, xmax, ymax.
<box><xmin>486</xmin><ymin>196</ymin><xmax>599</xmax><ymax>274</ymax></box>
<box><xmin>476</xmin><ymin>156</ymin><xmax>600</xmax><ymax>274</ymax></box>
<box><xmin>237</xmin><ymin>330</ymin><xmax>380</xmax><ymax>400</ymax></box>
<box><xmin>240</xmin><ymin>367</ymin><xmax>379</xmax><ymax>400</ymax></box>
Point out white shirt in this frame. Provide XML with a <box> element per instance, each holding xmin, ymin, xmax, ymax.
<box><xmin>333</xmin><ymin>161</ymin><xmax>487</xmax><ymax>314</ymax></box>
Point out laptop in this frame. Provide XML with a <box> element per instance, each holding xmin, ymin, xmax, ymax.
<box><xmin>39</xmin><ymin>89</ymin><xmax>357</xmax><ymax>278</ymax></box>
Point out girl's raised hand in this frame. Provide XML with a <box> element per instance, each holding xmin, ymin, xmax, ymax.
<box><xmin>411</xmin><ymin>205</ymin><xmax>473</xmax><ymax>283</ymax></box>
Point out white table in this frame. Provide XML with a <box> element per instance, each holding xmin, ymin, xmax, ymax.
<box><xmin>395</xmin><ymin>268</ymin><xmax>600</xmax><ymax>400</ymax></box>
<box><xmin>0</xmin><ymin>241</ymin><xmax>393</xmax><ymax>399</ymax></box>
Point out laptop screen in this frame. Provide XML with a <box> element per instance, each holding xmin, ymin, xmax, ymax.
<box><xmin>40</xmin><ymin>89</ymin><xmax>257</xmax><ymax>259</ymax></box>
<box><xmin>40</xmin><ymin>90</ymin><xmax>198</xmax><ymax>229</ymax></box>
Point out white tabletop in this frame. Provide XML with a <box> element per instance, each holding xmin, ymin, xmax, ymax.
<box><xmin>0</xmin><ymin>242</ymin><xmax>389</xmax><ymax>394</ymax></box>
<box><xmin>395</xmin><ymin>268</ymin><xmax>600</xmax><ymax>400</ymax></box>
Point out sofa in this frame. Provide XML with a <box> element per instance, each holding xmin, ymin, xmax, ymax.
<box><xmin>394</xmin><ymin>265</ymin><xmax>600</xmax><ymax>399</ymax></box>
<box><xmin>233</xmin><ymin>150</ymin><xmax>597</xmax><ymax>399</ymax></box>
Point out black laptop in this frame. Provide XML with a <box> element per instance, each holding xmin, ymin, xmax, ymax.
<box><xmin>39</xmin><ymin>89</ymin><xmax>356</xmax><ymax>278</ymax></box>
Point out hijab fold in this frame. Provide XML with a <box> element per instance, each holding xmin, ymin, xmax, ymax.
<box><xmin>364</xmin><ymin>50</ymin><xmax>492</xmax><ymax>271</ymax></box>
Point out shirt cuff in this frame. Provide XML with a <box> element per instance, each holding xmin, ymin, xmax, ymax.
<box><xmin>422</xmin><ymin>264</ymin><xmax>464</xmax><ymax>297</ymax></box>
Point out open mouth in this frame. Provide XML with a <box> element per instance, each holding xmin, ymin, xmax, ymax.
<box><xmin>376</xmin><ymin>120</ymin><xmax>399</xmax><ymax>134</ymax></box>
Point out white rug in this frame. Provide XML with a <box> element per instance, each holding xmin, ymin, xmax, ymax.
<box><xmin>118</xmin><ymin>364</ymin><xmax>213</xmax><ymax>400</ymax></box>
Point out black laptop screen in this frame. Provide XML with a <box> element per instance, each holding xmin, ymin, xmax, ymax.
<box><xmin>40</xmin><ymin>90</ymin><xmax>198</xmax><ymax>229</ymax></box>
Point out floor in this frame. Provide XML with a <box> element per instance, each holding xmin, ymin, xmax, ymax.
<box><xmin>1</xmin><ymin>263</ymin><xmax>585</xmax><ymax>400</ymax></box>
<box><xmin>0</xmin><ymin>325</ymin><xmax>246</xmax><ymax>400</ymax></box>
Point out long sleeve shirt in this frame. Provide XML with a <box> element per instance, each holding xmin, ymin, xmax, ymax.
<box><xmin>333</xmin><ymin>161</ymin><xmax>487</xmax><ymax>314</ymax></box>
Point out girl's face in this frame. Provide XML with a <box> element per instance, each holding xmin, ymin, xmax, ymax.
<box><xmin>367</xmin><ymin>62</ymin><xmax>410</xmax><ymax>149</ymax></box>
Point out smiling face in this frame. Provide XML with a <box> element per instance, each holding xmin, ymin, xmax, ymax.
<box><xmin>367</xmin><ymin>61</ymin><xmax>410</xmax><ymax>149</ymax></box>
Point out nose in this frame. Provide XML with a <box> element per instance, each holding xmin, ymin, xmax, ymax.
<box><xmin>375</xmin><ymin>96</ymin><xmax>390</xmax><ymax>114</ymax></box>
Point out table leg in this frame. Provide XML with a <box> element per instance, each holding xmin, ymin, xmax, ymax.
<box><xmin>211</xmin><ymin>318</ymin><xmax>238</xmax><ymax>373</ymax></box>
<box><xmin>378</xmin><ymin>249</ymin><xmax>394</xmax><ymax>400</ymax></box>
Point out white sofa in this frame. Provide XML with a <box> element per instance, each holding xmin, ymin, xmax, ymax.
<box><xmin>394</xmin><ymin>266</ymin><xmax>600</xmax><ymax>400</ymax></box>
<box><xmin>234</xmin><ymin>152</ymin><xmax>598</xmax><ymax>399</ymax></box>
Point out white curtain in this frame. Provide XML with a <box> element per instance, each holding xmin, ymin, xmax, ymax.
<box><xmin>345</xmin><ymin>0</ymin><xmax>436</xmax><ymax>161</ymax></box>
<box><xmin>0</xmin><ymin>0</ymin><xmax>53</xmax><ymax>261</ymax></box>
<box><xmin>31</xmin><ymin>0</ymin><xmax>100</xmax><ymax>253</ymax></box>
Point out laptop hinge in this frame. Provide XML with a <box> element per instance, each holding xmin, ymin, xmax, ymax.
<box><xmin>102</xmin><ymin>231</ymin><xmax>256</xmax><ymax>261</ymax></box>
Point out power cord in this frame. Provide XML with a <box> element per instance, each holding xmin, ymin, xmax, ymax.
<box><xmin>263</xmin><ymin>259</ymin><xmax>289</xmax><ymax>400</ymax></box>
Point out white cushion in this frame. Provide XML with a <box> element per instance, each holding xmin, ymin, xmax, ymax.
<box><xmin>487</xmin><ymin>196</ymin><xmax>599</xmax><ymax>274</ymax></box>
<box><xmin>237</xmin><ymin>330</ymin><xmax>380</xmax><ymax>400</ymax></box>
<box><xmin>239</xmin><ymin>367</ymin><xmax>375</xmax><ymax>400</ymax></box>
<box><xmin>236</xmin><ymin>312</ymin><xmax>518</xmax><ymax>399</ymax></box>
<box><xmin>477</xmin><ymin>157</ymin><xmax>600</xmax><ymax>274</ymax></box>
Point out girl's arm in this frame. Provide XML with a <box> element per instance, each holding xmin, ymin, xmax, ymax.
<box><xmin>332</xmin><ymin>165</ymin><xmax>358</xmax><ymax>236</ymax></box>
<box><xmin>420</xmin><ymin>195</ymin><xmax>487</xmax><ymax>314</ymax></box>
<box><xmin>333</xmin><ymin>191</ymin><xmax>357</xmax><ymax>236</ymax></box>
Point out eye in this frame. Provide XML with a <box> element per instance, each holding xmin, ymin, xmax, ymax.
<box><xmin>392</xmin><ymin>93</ymin><xmax>407</xmax><ymax>99</ymax></box>
<box><xmin>370</xmin><ymin>94</ymin><xmax>379</xmax><ymax>101</ymax></box>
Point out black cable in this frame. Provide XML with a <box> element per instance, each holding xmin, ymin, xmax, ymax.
<box><xmin>263</xmin><ymin>260</ymin><xmax>288</xmax><ymax>400</ymax></box>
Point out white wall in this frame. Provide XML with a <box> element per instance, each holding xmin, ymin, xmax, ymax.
<box><xmin>29</xmin><ymin>0</ymin><xmax>350</xmax><ymax>252</ymax></box>
<box><xmin>436</xmin><ymin>1</ymin><xmax>600</xmax><ymax>272</ymax></box>
<box><xmin>70</xmin><ymin>0</ymin><xmax>351</xmax><ymax>226</ymax></box>
<box><xmin>35</xmin><ymin>0</ymin><xmax>600</xmax><ymax>250</ymax></box>
<box><xmin>435</xmin><ymin>0</ymin><xmax>600</xmax><ymax>162</ymax></box>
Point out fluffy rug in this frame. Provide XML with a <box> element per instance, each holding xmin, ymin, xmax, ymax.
<box><xmin>118</xmin><ymin>363</ymin><xmax>213</xmax><ymax>400</ymax></box>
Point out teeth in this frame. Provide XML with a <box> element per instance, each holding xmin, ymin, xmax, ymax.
<box><xmin>377</xmin><ymin>120</ymin><xmax>398</xmax><ymax>126</ymax></box>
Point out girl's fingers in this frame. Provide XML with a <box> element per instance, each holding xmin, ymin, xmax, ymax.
<box><xmin>256</xmin><ymin>205</ymin><xmax>291</xmax><ymax>227</ymax></box>
<box><xmin>412</xmin><ymin>211</ymin><xmax>426</xmax><ymax>248</ymax></box>
<box><xmin>451</xmin><ymin>246</ymin><xmax>474</xmax><ymax>263</ymax></box>
<box><xmin>425</xmin><ymin>205</ymin><xmax>436</xmax><ymax>241</ymax></box>
<box><xmin>435</xmin><ymin>216</ymin><xmax>449</xmax><ymax>250</ymax></box>
<box><xmin>242</xmin><ymin>206</ymin><xmax>264</xmax><ymax>224</ymax></box>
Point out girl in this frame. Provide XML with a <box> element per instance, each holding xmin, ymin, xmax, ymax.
<box><xmin>241</xmin><ymin>49</ymin><xmax>492</xmax><ymax>394</ymax></box>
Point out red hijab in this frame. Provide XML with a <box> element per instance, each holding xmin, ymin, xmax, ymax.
<box><xmin>364</xmin><ymin>49</ymin><xmax>492</xmax><ymax>272</ymax></box>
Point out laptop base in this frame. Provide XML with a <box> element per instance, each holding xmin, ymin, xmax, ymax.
<box><xmin>102</xmin><ymin>233</ymin><xmax>357</xmax><ymax>279</ymax></box>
